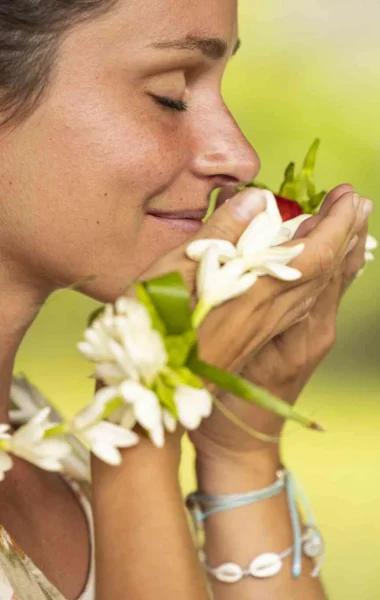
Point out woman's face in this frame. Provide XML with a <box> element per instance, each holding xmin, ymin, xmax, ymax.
<box><xmin>0</xmin><ymin>0</ymin><xmax>260</xmax><ymax>302</ymax></box>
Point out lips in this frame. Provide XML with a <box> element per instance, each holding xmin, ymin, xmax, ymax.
<box><xmin>146</xmin><ymin>208</ymin><xmax>208</xmax><ymax>233</ymax></box>
<box><xmin>147</xmin><ymin>208</ymin><xmax>208</xmax><ymax>221</ymax></box>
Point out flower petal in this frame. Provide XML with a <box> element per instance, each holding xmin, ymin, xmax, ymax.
<box><xmin>204</xmin><ymin>258</ymin><xmax>246</xmax><ymax>300</ymax></box>
<box><xmin>197</xmin><ymin>245</ymin><xmax>221</xmax><ymax>299</ymax></box>
<box><xmin>271</xmin><ymin>229</ymin><xmax>293</xmax><ymax>246</ymax></box>
<box><xmin>366</xmin><ymin>235</ymin><xmax>378</xmax><ymax>252</ymax></box>
<box><xmin>91</xmin><ymin>442</ymin><xmax>123</xmax><ymax>466</ymax></box>
<box><xmin>84</xmin><ymin>421</ymin><xmax>139</xmax><ymax>448</ymax></box>
<box><xmin>174</xmin><ymin>385</ymin><xmax>213</xmax><ymax>430</ymax></box>
<box><xmin>93</xmin><ymin>363</ymin><xmax>126</xmax><ymax>386</ymax></box>
<box><xmin>213</xmin><ymin>272</ymin><xmax>258</xmax><ymax>305</ymax></box>
<box><xmin>245</xmin><ymin>243</ymin><xmax>305</xmax><ymax>269</ymax></box>
<box><xmin>163</xmin><ymin>410</ymin><xmax>177</xmax><ymax>433</ymax></box>
<box><xmin>108</xmin><ymin>339</ymin><xmax>139</xmax><ymax>380</ymax></box>
<box><xmin>186</xmin><ymin>239</ymin><xmax>237</xmax><ymax>262</ymax></box>
<box><xmin>149</xmin><ymin>424</ymin><xmax>165</xmax><ymax>448</ymax></box>
<box><xmin>33</xmin><ymin>439</ymin><xmax>72</xmax><ymax>459</ymax></box>
<box><xmin>259</xmin><ymin>263</ymin><xmax>303</xmax><ymax>281</ymax></box>
<box><xmin>115</xmin><ymin>297</ymin><xmax>152</xmax><ymax>329</ymax></box>
<box><xmin>73</xmin><ymin>386</ymin><xmax>121</xmax><ymax>430</ymax></box>
<box><xmin>277</xmin><ymin>214</ymin><xmax>313</xmax><ymax>240</ymax></box>
<box><xmin>264</xmin><ymin>190</ymin><xmax>283</xmax><ymax>226</ymax></box>
<box><xmin>237</xmin><ymin>213</ymin><xmax>281</xmax><ymax>256</ymax></box>
<box><xmin>31</xmin><ymin>457</ymin><xmax>65</xmax><ymax>471</ymax></box>
<box><xmin>365</xmin><ymin>252</ymin><xmax>375</xmax><ymax>262</ymax></box>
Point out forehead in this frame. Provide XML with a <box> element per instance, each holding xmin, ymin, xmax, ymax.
<box><xmin>108</xmin><ymin>0</ymin><xmax>238</xmax><ymax>46</ymax></box>
<box><xmin>55</xmin><ymin>0</ymin><xmax>239</xmax><ymax>80</ymax></box>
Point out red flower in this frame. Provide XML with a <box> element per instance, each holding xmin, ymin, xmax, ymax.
<box><xmin>274</xmin><ymin>194</ymin><xmax>303</xmax><ymax>222</ymax></box>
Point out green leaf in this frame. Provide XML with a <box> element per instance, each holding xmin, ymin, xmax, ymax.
<box><xmin>307</xmin><ymin>178</ymin><xmax>317</xmax><ymax>199</ymax></box>
<box><xmin>154</xmin><ymin>376</ymin><xmax>178</xmax><ymax>418</ymax></box>
<box><xmin>161</xmin><ymin>366</ymin><xmax>202</xmax><ymax>392</ymax></box>
<box><xmin>143</xmin><ymin>272</ymin><xmax>193</xmax><ymax>335</ymax></box>
<box><xmin>285</xmin><ymin>161</ymin><xmax>296</xmax><ymax>181</ymax></box>
<box><xmin>279</xmin><ymin>162</ymin><xmax>297</xmax><ymax>199</ymax></box>
<box><xmin>302</xmin><ymin>138</ymin><xmax>321</xmax><ymax>174</ymax></box>
<box><xmin>165</xmin><ymin>330</ymin><xmax>197</xmax><ymax>367</ymax></box>
<box><xmin>135</xmin><ymin>283</ymin><xmax>167</xmax><ymax>335</ymax></box>
<box><xmin>279</xmin><ymin>181</ymin><xmax>297</xmax><ymax>201</ymax></box>
<box><xmin>188</xmin><ymin>353</ymin><xmax>323</xmax><ymax>431</ymax></box>
<box><xmin>172</xmin><ymin>366</ymin><xmax>204</xmax><ymax>388</ymax></box>
<box><xmin>203</xmin><ymin>190</ymin><xmax>219</xmax><ymax>222</ymax></box>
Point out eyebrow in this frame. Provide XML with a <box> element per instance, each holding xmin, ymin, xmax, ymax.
<box><xmin>150</xmin><ymin>35</ymin><xmax>241</xmax><ymax>61</ymax></box>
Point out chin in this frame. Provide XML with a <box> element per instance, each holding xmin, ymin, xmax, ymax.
<box><xmin>73</xmin><ymin>218</ymin><xmax>200</xmax><ymax>304</ymax></box>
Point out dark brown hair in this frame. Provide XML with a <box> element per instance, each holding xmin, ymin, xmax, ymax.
<box><xmin>0</xmin><ymin>0</ymin><xmax>117</xmax><ymax>124</ymax></box>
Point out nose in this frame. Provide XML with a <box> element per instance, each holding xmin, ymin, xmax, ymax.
<box><xmin>190</xmin><ymin>102</ymin><xmax>261</xmax><ymax>188</ymax></box>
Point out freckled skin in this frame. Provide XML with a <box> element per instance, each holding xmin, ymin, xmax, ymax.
<box><xmin>0</xmin><ymin>0</ymin><xmax>259</xmax><ymax>303</ymax></box>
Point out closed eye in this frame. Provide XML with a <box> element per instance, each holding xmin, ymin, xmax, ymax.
<box><xmin>150</xmin><ymin>94</ymin><xmax>189</xmax><ymax>113</ymax></box>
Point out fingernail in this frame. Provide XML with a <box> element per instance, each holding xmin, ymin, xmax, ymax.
<box><xmin>362</xmin><ymin>199</ymin><xmax>373</xmax><ymax>217</ymax></box>
<box><xmin>232</xmin><ymin>189</ymin><xmax>266</xmax><ymax>221</ymax></box>
<box><xmin>353</xmin><ymin>193</ymin><xmax>360</xmax><ymax>209</ymax></box>
<box><xmin>345</xmin><ymin>235</ymin><xmax>359</xmax><ymax>256</ymax></box>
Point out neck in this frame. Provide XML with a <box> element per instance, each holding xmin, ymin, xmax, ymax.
<box><xmin>0</xmin><ymin>257</ymin><xmax>53</xmax><ymax>425</ymax></box>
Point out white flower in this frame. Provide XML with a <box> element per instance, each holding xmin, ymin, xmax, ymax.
<box><xmin>73</xmin><ymin>386</ymin><xmax>122</xmax><ymax>430</ymax></box>
<box><xmin>356</xmin><ymin>234</ymin><xmax>377</xmax><ymax>278</ymax></box>
<box><xmin>241</xmin><ymin>244</ymin><xmax>306</xmax><ymax>281</ymax></box>
<box><xmin>70</xmin><ymin>417</ymin><xmax>139</xmax><ymax>466</ymax></box>
<box><xmin>186</xmin><ymin>190</ymin><xmax>307</xmax><ymax>314</ymax></box>
<box><xmin>119</xmin><ymin>380</ymin><xmax>165</xmax><ymax>448</ymax></box>
<box><xmin>365</xmin><ymin>234</ymin><xmax>377</xmax><ymax>262</ymax></box>
<box><xmin>196</xmin><ymin>246</ymin><xmax>258</xmax><ymax>308</ymax></box>
<box><xmin>78</xmin><ymin>299</ymin><xmax>168</xmax><ymax>388</ymax></box>
<box><xmin>273</xmin><ymin>214</ymin><xmax>314</xmax><ymax>244</ymax></box>
<box><xmin>0</xmin><ymin>425</ymin><xmax>13</xmax><ymax>481</ymax></box>
<box><xmin>78</xmin><ymin>296</ymin><xmax>216</xmax><ymax>448</ymax></box>
<box><xmin>174</xmin><ymin>385</ymin><xmax>213</xmax><ymax>430</ymax></box>
<box><xmin>163</xmin><ymin>409</ymin><xmax>177</xmax><ymax>433</ymax></box>
<box><xmin>10</xmin><ymin>408</ymin><xmax>72</xmax><ymax>472</ymax></box>
<box><xmin>233</xmin><ymin>191</ymin><xmax>306</xmax><ymax>280</ymax></box>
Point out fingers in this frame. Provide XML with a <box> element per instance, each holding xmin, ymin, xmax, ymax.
<box><xmin>340</xmin><ymin>218</ymin><xmax>368</xmax><ymax>295</ymax></box>
<box><xmin>318</xmin><ymin>183</ymin><xmax>355</xmax><ymax>217</ymax></box>
<box><xmin>293</xmin><ymin>184</ymin><xmax>355</xmax><ymax>239</ymax></box>
<box><xmin>291</xmin><ymin>191</ymin><xmax>368</xmax><ymax>283</ymax></box>
<box><xmin>292</xmin><ymin>214</ymin><xmax>321</xmax><ymax>239</ymax></box>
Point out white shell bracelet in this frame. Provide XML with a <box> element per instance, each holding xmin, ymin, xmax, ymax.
<box><xmin>199</xmin><ymin>527</ymin><xmax>324</xmax><ymax>583</ymax></box>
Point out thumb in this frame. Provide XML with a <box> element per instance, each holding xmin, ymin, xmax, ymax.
<box><xmin>191</xmin><ymin>188</ymin><xmax>267</xmax><ymax>246</ymax></box>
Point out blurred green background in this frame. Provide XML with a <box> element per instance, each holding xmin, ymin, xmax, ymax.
<box><xmin>14</xmin><ymin>1</ymin><xmax>379</xmax><ymax>598</ymax></box>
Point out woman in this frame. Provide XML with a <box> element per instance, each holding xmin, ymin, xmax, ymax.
<box><xmin>0</xmin><ymin>0</ymin><xmax>371</xmax><ymax>598</ymax></box>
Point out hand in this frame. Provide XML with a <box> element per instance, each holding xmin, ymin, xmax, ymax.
<box><xmin>97</xmin><ymin>186</ymin><xmax>367</xmax><ymax>456</ymax></box>
<box><xmin>190</xmin><ymin>185</ymin><xmax>371</xmax><ymax>473</ymax></box>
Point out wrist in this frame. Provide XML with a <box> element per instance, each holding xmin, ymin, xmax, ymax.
<box><xmin>195</xmin><ymin>446</ymin><xmax>282</xmax><ymax>495</ymax></box>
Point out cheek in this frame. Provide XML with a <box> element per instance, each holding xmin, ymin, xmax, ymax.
<box><xmin>0</xmin><ymin>83</ymin><xmax>190</xmax><ymax>299</ymax></box>
<box><xmin>48</xmin><ymin>69</ymin><xmax>188</xmax><ymax>194</ymax></box>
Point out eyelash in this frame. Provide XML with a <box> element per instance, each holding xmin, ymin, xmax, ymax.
<box><xmin>151</xmin><ymin>94</ymin><xmax>189</xmax><ymax>113</ymax></box>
